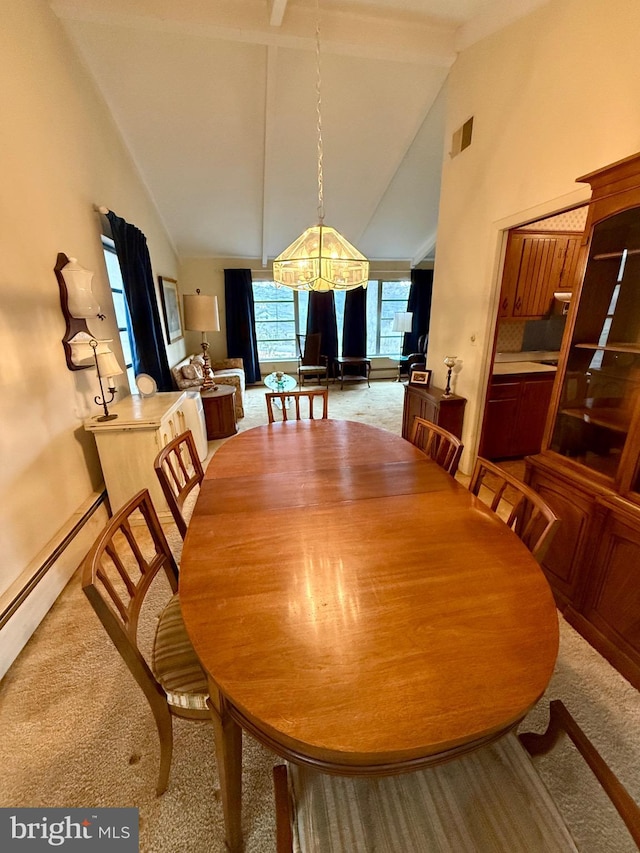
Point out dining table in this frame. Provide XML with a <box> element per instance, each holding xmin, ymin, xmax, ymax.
<box><xmin>179</xmin><ymin>419</ymin><xmax>559</xmax><ymax>852</ymax></box>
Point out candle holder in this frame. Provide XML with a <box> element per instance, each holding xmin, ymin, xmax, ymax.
<box><xmin>443</xmin><ymin>356</ymin><xmax>457</xmax><ymax>396</ymax></box>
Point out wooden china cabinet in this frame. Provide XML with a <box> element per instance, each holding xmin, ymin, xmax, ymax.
<box><xmin>526</xmin><ymin>152</ymin><xmax>640</xmax><ymax>690</ymax></box>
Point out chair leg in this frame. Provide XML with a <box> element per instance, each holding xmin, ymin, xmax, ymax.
<box><xmin>151</xmin><ymin>700</ymin><xmax>174</xmax><ymax>796</ymax></box>
<box><xmin>273</xmin><ymin>765</ymin><xmax>294</xmax><ymax>853</ymax></box>
<box><xmin>520</xmin><ymin>700</ymin><xmax>640</xmax><ymax>847</ymax></box>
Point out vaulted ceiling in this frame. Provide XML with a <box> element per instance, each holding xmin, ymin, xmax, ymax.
<box><xmin>51</xmin><ymin>0</ymin><xmax>548</xmax><ymax>266</ymax></box>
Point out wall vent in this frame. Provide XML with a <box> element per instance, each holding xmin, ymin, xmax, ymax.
<box><xmin>451</xmin><ymin>117</ymin><xmax>474</xmax><ymax>158</ymax></box>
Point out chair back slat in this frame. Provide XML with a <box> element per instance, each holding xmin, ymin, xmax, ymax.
<box><xmin>469</xmin><ymin>457</ymin><xmax>560</xmax><ymax>563</ymax></box>
<box><xmin>409</xmin><ymin>417</ymin><xmax>463</xmax><ymax>476</ymax></box>
<box><xmin>154</xmin><ymin>430</ymin><xmax>204</xmax><ymax>538</ymax></box>
<box><xmin>83</xmin><ymin>489</ymin><xmax>179</xmax><ymax>643</ymax></box>
<box><xmin>266</xmin><ymin>390</ymin><xmax>329</xmax><ymax>423</ymax></box>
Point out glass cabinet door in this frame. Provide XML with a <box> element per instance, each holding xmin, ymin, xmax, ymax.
<box><xmin>550</xmin><ymin>207</ymin><xmax>640</xmax><ymax>482</ymax></box>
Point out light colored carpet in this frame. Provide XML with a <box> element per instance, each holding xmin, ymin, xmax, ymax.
<box><xmin>1</xmin><ymin>380</ymin><xmax>638</xmax><ymax>852</ymax></box>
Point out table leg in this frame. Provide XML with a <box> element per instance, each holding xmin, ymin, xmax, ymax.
<box><xmin>208</xmin><ymin>679</ymin><xmax>243</xmax><ymax>852</ymax></box>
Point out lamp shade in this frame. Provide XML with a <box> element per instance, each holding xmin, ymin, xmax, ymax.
<box><xmin>96</xmin><ymin>348</ymin><xmax>123</xmax><ymax>379</ymax></box>
<box><xmin>392</xmin><ymin>312</ymin><xmax>413</xmax><ymax>333</ymax></box>
<box><xmin>183</xmin><ymin>292</ymin><xmax>220</xmax><ymax>332</ymax></box>
<box><xmin>273</xmin><ymin>225</ymin><xmax>369</xmax><ymax>292</ymax></box>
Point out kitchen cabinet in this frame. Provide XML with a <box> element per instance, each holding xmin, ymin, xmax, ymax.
<box><xmin>525</xmin><ymin>151</ymin><xmax>640</xmax><ymax>690</ymax></box>
<box><xmin>498</xmin><ymin>230</ymin><xmax>582</xmax><ymax>319</ymax></box>
<box><xmin>480</xmin><ymin>369</ymin><xmax>555</xmax><ymax>459</ymax></box>
<box><xmin>402</xmin><ymin>384</ymin><xmax>466</xmax><ymax>441</ymax></box>
<box><xmin>84</xmin><ymin>391</ymin><xmax>207</xmax><ymax>517</ymax></box>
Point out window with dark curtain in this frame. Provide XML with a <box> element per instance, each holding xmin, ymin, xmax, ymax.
<box><xmin>223</xmin><ymin>269</ymin><xmax>261</xmax><ymax>383</ymax></box>
<box><xmin>306</xmin><ymin>292</ymin><xmax>338</xmax><ymax>377</ymax></box>
<box><xmin>342</xmin><ymin>288</ymin><xmax>367</xmax><ymax>357</ymax></box>
<box><xmin>106</xmin><ymin>211</ymin><xmax>173</xmax><ymax>391</ymax></box>
<box><xmin>404</xmin><ymin>269</ymin><xmax>433</xmax><ymax>355</ymax></box>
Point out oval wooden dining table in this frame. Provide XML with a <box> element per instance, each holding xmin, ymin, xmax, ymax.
<box><xmin>179</xmin><ymin>419</ymin><xmax>559</xmax><ymax>852</ymax></box>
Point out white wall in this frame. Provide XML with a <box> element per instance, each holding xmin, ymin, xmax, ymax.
<box><xmin>430</xmin><ymin>0</ymin><xmax>640</xmax><ymax>471</ymax></box>
<box><xmin>0</xmin><ymin>0</ymin><xmax>180</xmax><ymax>673</ymax></box>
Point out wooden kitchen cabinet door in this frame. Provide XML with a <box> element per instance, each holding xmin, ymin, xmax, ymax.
<box><xmin>480</xmin><ymin>374</ymin><xmax>554</xmax><ymax>458</ymax></box>
<box><xmin>498</xmin><ymin>231</ymin><xmax>582</xmax><ymax>319</ymax></box>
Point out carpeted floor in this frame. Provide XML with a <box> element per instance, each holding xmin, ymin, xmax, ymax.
<box><xmin>1</xmin><ymin>380</ymin><xmax>638</xmax><ymax>852</ymax></box>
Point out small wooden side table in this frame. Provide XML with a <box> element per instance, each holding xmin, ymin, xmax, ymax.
<box><xmin>201</xmin><ymin>385</ymin><xmax>237</xmax><ymax>440</ymax></box>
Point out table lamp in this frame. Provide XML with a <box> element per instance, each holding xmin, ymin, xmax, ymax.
<box><xmin>90</xmin><ymin>339</ymin><xmax>123</xmax><ymax>421</ymax></box>
<box><xmin>443</xmin><ymin>356</ymin><xmax>457</xmax><ymax>396</ymax></box>
<box><xmin>183</xmin><ymin>289</ymin><xmax>220</xmax><ymax>392</ymax></box>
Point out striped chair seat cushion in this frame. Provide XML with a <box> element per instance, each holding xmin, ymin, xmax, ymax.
<box><xmin>287</xmin><ymin>733</ymin><xmax>579</xmax><ymax>852</ymax></box>
<box><xmin>153</xmin><ymin>595</ymin><xmax>209</xmax><ymax>712</ymax></box>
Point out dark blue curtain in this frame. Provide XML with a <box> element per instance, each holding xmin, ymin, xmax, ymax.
<box><xmin>107</xmin><ymin>211</ymin><xmax>172</xmax><ymax>391</ymax></box>
<box><xmin>223</xmin><ymin>269</ymin><xmax>261</xmax><ymax>383</ymax></box>
<box><xmin>404</xmin><ymin>269</ymin><xmax>433</xmax><ymax>356</ymax></box>
<box><xmin>342</xmin><ymin>287</ymin><xmax>367</xmax><ymax>357</ymax></box>
<box><xmin>307</xmin><ymin>292</ymin><xmax>338</xmax><ymax>377</ymax></box>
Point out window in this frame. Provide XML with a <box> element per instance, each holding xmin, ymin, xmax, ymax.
<box><xmin>252</xmin><ymin>278</ymin><xmax>410</xmax><ymax>360</ymax></box>
<box><xmin>368</xmin><ymin>280</ymin><xmax>411</xmax><ymax>355</ymax></box>
<box><xmin>253</xmin><ymin>282</ymin><xmax>298</xmax><ymax>359</ymax></box>
<box><xmin>102</xmin><ymin>237</ymin><xmax>136</xmax><ymax>393</ymax></box>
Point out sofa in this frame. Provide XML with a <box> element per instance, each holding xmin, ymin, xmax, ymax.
<box><xmin>170</xmin><ymin>353</ymin><xmax>245</xmax><ymax>418</ymax></box>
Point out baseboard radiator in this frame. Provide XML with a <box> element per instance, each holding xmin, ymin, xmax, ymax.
<box><xmin>0</xmin><ymin>490</ymin><xmax>109</xmax><ymax>680</ymax></box>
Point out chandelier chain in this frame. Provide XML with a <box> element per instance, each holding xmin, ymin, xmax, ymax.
<box><xmin>315</xmin><ymin>0</ymin><xmax>324</xmax><ymax>224</ymax></box>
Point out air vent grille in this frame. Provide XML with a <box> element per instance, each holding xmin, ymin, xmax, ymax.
<box><xmin>451</xmin><ymin>117</ymin><xmax>474</xmax><ymax>158</ymax></box>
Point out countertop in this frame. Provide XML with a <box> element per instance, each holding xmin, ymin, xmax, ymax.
<box><xmin>493</xmin><ymin>361</ymin><xmax>557</xmax><ymax>376</ymax></box>
<box><xmin>84</xmin><ymin>391</ymin><xmax>186</xmax><ymax>430</ymax></box>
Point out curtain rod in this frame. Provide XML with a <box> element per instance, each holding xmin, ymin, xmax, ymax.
<box><xmin>93</xmin><ymin>205</ymin><xmax>110</xmax><ymax>214</ymax></box>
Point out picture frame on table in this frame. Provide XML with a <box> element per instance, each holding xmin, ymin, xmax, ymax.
<box><xmin>410</xmin><ymin>369</ymin><xmax>432</xmax><ymax>387</ymax></box>
<box><xmin>158</xmin><ymin>276</ymin><xmax>183</xmax><ymax>343</ymax></box>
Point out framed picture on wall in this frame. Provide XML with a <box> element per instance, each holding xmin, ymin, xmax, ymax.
<box><xmin>410</xmin><ymin>369</ymin><xmax>432</xmax><ymax>387</ymax></box>
<box><xmin>158</xmin><ymin>276</ymin><xmax>183</xmax><ymax>343</ymax></box>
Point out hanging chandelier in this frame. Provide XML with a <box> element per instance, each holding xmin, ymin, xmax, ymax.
<box><xmin>273</xmin><ymin>1</ymin><xmax>369</xmax><ymax>292</ymax></box>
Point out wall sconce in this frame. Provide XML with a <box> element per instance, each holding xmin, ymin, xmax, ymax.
<box><xmin>183</xmin><ymin>289</ymin><xmax>220</xmax><ymax>392</ymax></box>
<box><xmin>54</xmin><ymin>253</ymin><xmax>105</xmax><ymax>370</ymax></box>
<box><xmin>90</xmin><ymin>339</ymin><xmax>123</xmax><ymax>421</ymax></box>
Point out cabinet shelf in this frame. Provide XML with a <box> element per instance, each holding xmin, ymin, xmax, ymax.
<box><xmin>559</xmin><ymin>405</ymin><xmax>630</xmax><ymax>433</ymax></box>
<box><xmin>574</xmin><ymin>342</ymin><xmax>640</xmax><ymax>354</ymax></box>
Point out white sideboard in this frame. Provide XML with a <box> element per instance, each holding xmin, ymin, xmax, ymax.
<box><xmin>84</xmin><ymin>391</ymin><xmax>207</xmax><ymax>516</ymax></box>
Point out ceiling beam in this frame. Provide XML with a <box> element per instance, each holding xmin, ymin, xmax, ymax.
<box><xmin>269</xmin><ymin>0</ymin><xmax>288</xmax><ymax>28</ymax></box>
<box><xmin>262</xmin><ymin>45</ymin><xmax>279</xmax><ymax>267</ymax></box>
<box><xmin>51</xmin><ymin>1</ymin><xmax>456</xmax><ymax>67</ymax></box>
<box><xmin>411</xmin><ymin>231</ymin><xmax>437</xmax><ymax>267</ymax></box>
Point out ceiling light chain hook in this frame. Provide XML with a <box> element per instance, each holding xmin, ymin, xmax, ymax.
<box><xmin>316</xmin><ymin>0</ymin><xmax>324</xmax><ymax>225</ymax></box>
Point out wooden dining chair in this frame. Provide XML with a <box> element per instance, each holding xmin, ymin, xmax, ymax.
<box><xmin>409</xmin><ymin>416</ymin><xmax>463</xmax><ymax>476</ymax></box>
<box><xmin>266</xmin><ymin>389</ymin><xmax>329</xmax><ymax>423</ymax></box>
<box><xmin>296</xmin><ymin>333</ymin><xmax>329</xmax><ymax>387</ymax></box>
<box><xmin>81</xmin><ymin>488</ymin><xmax>211</xmax><ymax>795</ymax></box>
<box><xmin>273</xmin><ymin>700</ymin><xmax>640</xmax><ymax>852</ymax></box>
<box><xmin>153</xmin><ymin>429</ymin><xmax>204</xmax><ymax>538</ymax></box>
<box><xmin>469</xmin><ymin>457</ymin><xmax>560</xmax><ymax>563</ymax></box>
